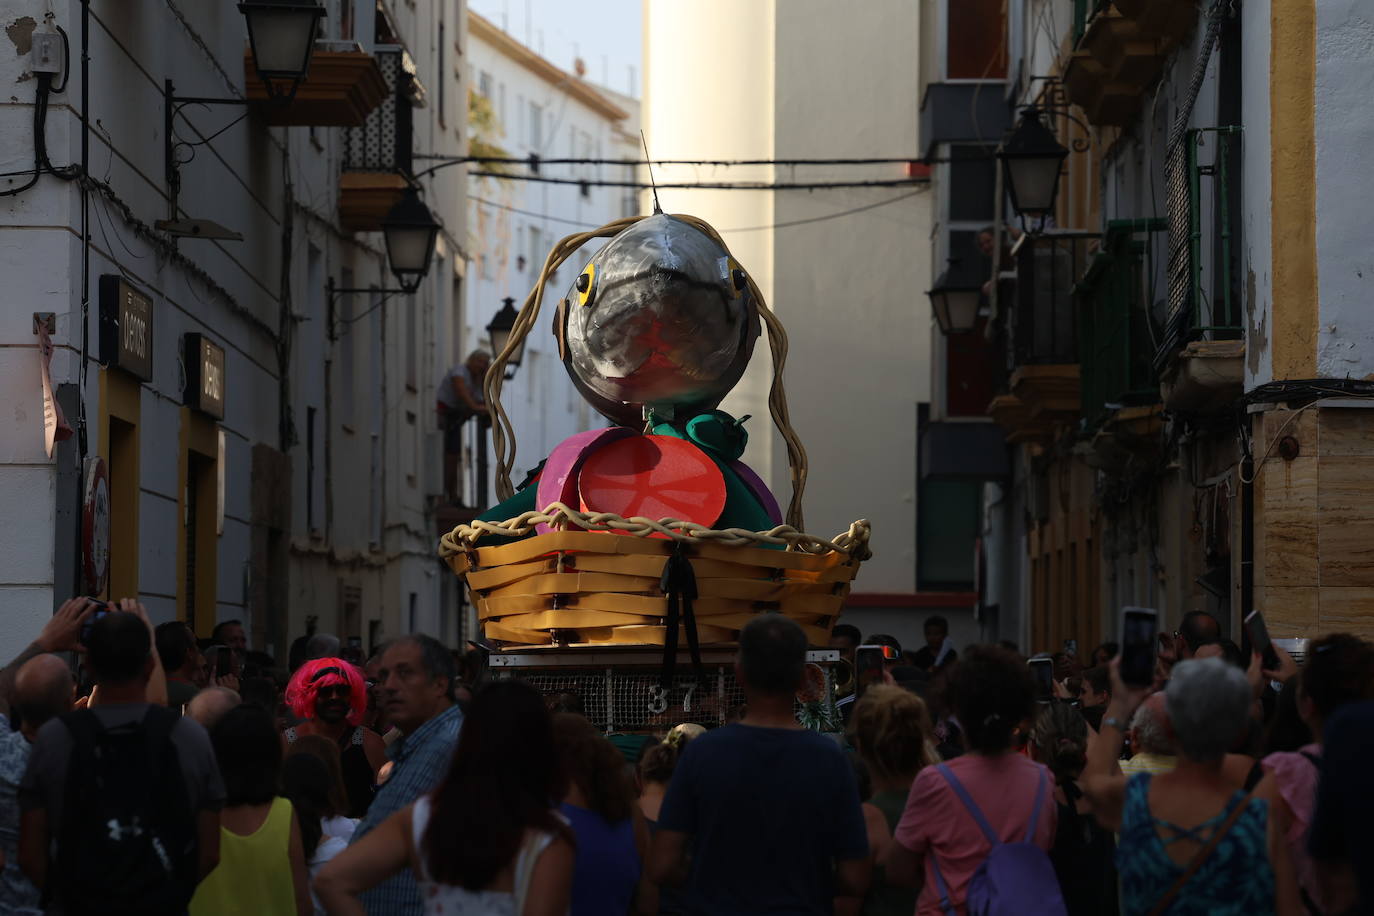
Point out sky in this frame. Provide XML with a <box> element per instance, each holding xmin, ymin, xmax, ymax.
<box><xmin>467</xmin><ymin>0</ymin><xmax>643</xmax><ymax>98</ymax></box>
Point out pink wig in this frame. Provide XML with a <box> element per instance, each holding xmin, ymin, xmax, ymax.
<box><xmin>285</xmin><ymin>657</ymin><xmax>368</xmax><ymax>726</ymax></box>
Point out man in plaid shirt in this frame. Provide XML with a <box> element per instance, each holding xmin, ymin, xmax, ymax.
<box><xmin>351</xmin><ymin>635</ymin><xmax>463</xmax><ymax>914</ymax></box>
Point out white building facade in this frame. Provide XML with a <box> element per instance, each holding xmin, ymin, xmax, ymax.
<box><xmin>0</xmin><ymin>0</ymin><xmax>468</xmax><ymax>659</ymax></box>
<box><xmin>461</xmin><ymin>10</ymin><xmax>638</xmax><ymax>508</ymax></box>
<box><xmin>643</xmin><ymin>0</ymin><xmax>943</xmax><ymax>652</ymax></box>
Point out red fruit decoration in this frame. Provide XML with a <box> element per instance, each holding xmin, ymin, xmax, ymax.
<box><xmin>534</xmin><ymin>427</ymin><xmax>635</xmax><ymax>534</ymax></box>
<box><xmin>577</xmin><ymin>435</ymin><xmax>727</xmax><ymax>534</ymax></box>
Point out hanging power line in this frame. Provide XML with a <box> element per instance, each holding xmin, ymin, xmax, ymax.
<box><xmin>413</xmin><ymin>153</ymin><xmax>951</xmax><ymax>182</ymax></box>
<box><xmin>467</xmin><ymin>171</ymin><xmax>929</xmax><ymax>190</ymax></box>
<box><xmin>470</xmin><ymin>186</ymin><xmax>928</xmax><ymax>234</ymax></box>
<box><xmin>418</xmin><ymin>154</ymin><xmax>928</xmax><ymax>166</ymax></box>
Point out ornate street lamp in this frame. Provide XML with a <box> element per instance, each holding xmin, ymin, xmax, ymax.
<box><xmin>927</xmin><ymin>258</ymin><xmax>984</xmax><ymax>335</ymax></box>
<box><xmin>382</xmin><ymin>188</ymin><xmax>441</xmax><ymax>294</ymax></box>
<box><xmin>238</xmin><ymin>0</ymin><xmax>327</xmax><ymax>98</ymax></box>
<box><xmin>998</xmin><ymin>107</ymin><xmax>1069</xmax><ymax>232</ymax></box>
<box><xmin>486</xmin><ymin>298</ymin><xmax>526</xmax><ymax>373</ymax></box>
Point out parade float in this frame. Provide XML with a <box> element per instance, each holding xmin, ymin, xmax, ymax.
<box><xmin>439</xmin><ymin>211</ymin><xmax>870</xmax><ymax>732</ymax></box>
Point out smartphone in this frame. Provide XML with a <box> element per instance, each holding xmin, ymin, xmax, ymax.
<box><xmin>1119</xmin><ymin>607</ymin><xmax>1159</xmax><ymax>687</ymax></box>
<box><xmin>854</xmin><ymin>644</ymin><xmax>896</xmax><ymax>695</ymax></box>
<box><xmin>79</xmin><ymin>600</ymin><xmax>112</xmax><ymax>645</ymax></box>
<box><xmin>1028</xmin><ymin>657</ymin><xmax>1055</xmax><ymax>702</ymax></box>
<box><xmin>210</xmin><ymin>644</ymin><xmax>232</xmax><ymax>679</ymax></box>
<box><xmin>1244</xmin><ymin>609</ymin><xmax>1281</xmax><ymax>671</ymax></box>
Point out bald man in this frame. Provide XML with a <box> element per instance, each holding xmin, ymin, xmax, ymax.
<box><xmin>187</xmin><ymin>686</ymin><xmax>241</xmax><ymax>730</ymax></box>
<box><xmin>1120</xmin><ymin>692</ymin><xmax>1176</xmax><ymax>777</ymax></box>
<box><xmin>1</xmin><ymin>655</ymin><xmax>74</xmax><ymax>911</ymax></box>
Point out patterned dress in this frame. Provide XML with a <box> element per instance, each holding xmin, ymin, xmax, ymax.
<box><xmin>1116</xmin><ymin>773</ymin><xmax>1273</xmax><ymax>916</ymax></box>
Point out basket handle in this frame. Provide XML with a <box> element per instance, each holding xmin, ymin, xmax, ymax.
<box><xmin>484</xmin><ymin>214</ymin><xmax>809</xmax><ymax>532</ymax></box>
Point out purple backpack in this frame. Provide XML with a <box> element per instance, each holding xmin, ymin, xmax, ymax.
<box><xmin>929</xmin><ymin>763</ymin><xmax>1068</xmax><ymax>916</ymax></box>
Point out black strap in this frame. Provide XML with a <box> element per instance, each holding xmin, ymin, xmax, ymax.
<box><xmin>1244</xmin><ymin>759</ymin><xmax>1265</xmax><ymax>791</ymax></box>
<box><xmin>659</xmin><ymin>542</ymin><xmax>702</xmax><ymax>691</ymax></box>
<box><xmin>1299</xmin><ymin>885</ymin><xmax>1325</xmax><ymax>916</ymax></box>
<box><xmin>1300</xmin><ymin>750</ymin><xmax>1321</xmax><ymax>768</ymax></box>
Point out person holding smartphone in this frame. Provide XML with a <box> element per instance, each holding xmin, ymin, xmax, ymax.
<box><xmin>1258</xmin><ymin>634</ymin><xmax>1374</xmax><ymax>914</ymax></box>
<box><xmin>1082</xmin><ymin>657</ymin><xmax>1287</xmax><ymax>915</ymax></box>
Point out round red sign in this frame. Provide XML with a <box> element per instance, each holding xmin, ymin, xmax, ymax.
<box><xmin>82</xmin><ymin>457</ymin><xmax>110</xmax><ymax>595</ymax></box>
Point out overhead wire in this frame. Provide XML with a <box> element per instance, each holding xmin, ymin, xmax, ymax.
<box><xmin>420</xmin><ymin>154</ymin><xmax>932</xmax><ymax>166</ymax></box>
<box><xmin>469</xmin><ymin>185</ymin><xmax>929</xmax><ymax>233</ymax></box>
<box><xmin>467</xmin><ymin>171</ymin><xmax>930</xmax><ymax>190</ymax></box>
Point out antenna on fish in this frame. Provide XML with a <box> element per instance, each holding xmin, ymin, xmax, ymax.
<box><xmin>640</xmin><ymin>130</ymin><xmax>662</xmax><ymax>215</ymax></box>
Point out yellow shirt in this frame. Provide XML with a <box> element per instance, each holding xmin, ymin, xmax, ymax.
<box><xmin>190</xmin><ymin>796</ymin><xmax>296</xmax><ymax>916</ymax></box>
<box><xmin>1120</xmin><ymin>751</ymin><xmax>1178</xmax><ymax>777</ymax></box>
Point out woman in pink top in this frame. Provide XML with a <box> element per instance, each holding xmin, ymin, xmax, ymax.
<box><xmin>887</xmin><ymin>645</ymin><xmax>1058</xmax><ymax>915</ymax></box>
<box><xmin>1255</xmin><ymin>633</ymin><xmax>1374</xmax><ymax>914</ymax></box>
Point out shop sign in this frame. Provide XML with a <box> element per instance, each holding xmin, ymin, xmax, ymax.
<box><xmin>183</xmin><ymin>333</ymin><xmax>225</xmax><ymax>420</ymax></box>
<box><xmin>98</xmin><ymin>275</ymin><xmax>153</xmax><ymax>381</ymax></box>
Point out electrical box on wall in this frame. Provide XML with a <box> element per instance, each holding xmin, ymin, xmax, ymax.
<box><xmin>31</xmin><ymin>32</ymin><xmax>63</xmax><ymax>75</ymax></box>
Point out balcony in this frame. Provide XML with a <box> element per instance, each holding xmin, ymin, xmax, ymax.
<box><xmin>1114</xmin><ymin>0</ymin><xmax>1198</xmax><ymax>50</ymax></box>
<box><xmin>245</xmin><ymin>41</ymin><xmax>387</xmax><ymax>127</ymax></box>
<box><xmin>987</xmin><ymin>233</ymin><xmax>1097</xmax><ymax>443</ymax></box>
<box><xmin>1065</xmin><ymin>0</ymin><xmax>1186</xmax><ymax>127</ymax></box>
<box><xmin>1077</xmin><ymin>219</ymin><xmax>1166</xmax><ymax>429</ymax></box>
<box><xmin>989</xmin><ymin>394</ymin><xmax>1054</xmax><ymax>445</ymax></box>
<box><xmin>338</xmin><ymin>46</ymin><xmax>421</xmax><ymax>232</ymax></box>
<box><xmin>1062</xmin><ymin>50</ymin><xmax>1141</xmax><ymax>128</ymax></box>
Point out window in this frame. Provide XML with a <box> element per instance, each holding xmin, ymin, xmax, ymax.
<box><xmin>406</xmin><ymin>410</ymin><xmax>418</xmax><ymax>487</ymax></box>
<box><xmin>369</xmin><ymin>434</ymin><xmax>381</xmax><ymax>548</ymax></box>
<box><xmin>341</xmin><ymin>585</ymin><xmax>361</xmax><ymax>644</ymax></box>
<box><xmin>946</xmin><ymin>0</ymin><xmax>1006</xmax><ymax>80</ymax></box>
<box><xmin>408</xmin><ymin>592</ymin><xmax>418</xmax><ymax>633</ymax></box>
<box><xmin>917</xmin><ymin>479</ymin><xmax>981</xmax><ymax>589</ymax></box>
<box><xmin>949</xmin><ymin>147</ymin><xmax>996</xmax><ymax>222</ymax></box>
<box><xmin>405</xmin><ymin>295</ymin><xmax>417</xmax><ymax>390</ymax></box>
<box><xmin>498</xmin><ymin>82</ymin><xmax>507</xmax><ymax>136</ymax></box>
<box><xmin>481</xmin><ymin>251</ymin><xmax>492</xmax><ymax>280</ymax></box>
<box><xmin>438</xmin><ymin>20</ymin><xmax>446</xmax><ymax>128</ymax></box>
<box><xmin>339</xmin><ymin>268</ymin><xmax>355</xmax><ymax>428</ymax></box>
<box><xmin>528</xmin><ymin>227</ymin><xmax>543</xmax><ymax>275</ymax></box>
<box><xmin>529</xmin><ymin>101</ymin><xmax>543</xmax><ymax>150</ymax></box>
<box><xmin>179</xmin><ymin>411</ymin><xmax>219</xmax><ymax>631</ymax></box>
<box><xmin>516</xmin><ymin>94</ymin><xmax>524</xmax><ymax>143</ymax></box>
<box><xmin>452</xmin><ymin>275</ymin><xmax>463</xmax><ymax>368</ymax></box>
<box><xmin>939</xmin><ymin>144</ymin><xmax>997</xmax><ymax>270</ymax></box>
<box><xmin>306</xmin><ymin>405</ymin><xmax>322</xmax><ymax>533</ymax></box>
<box><xmin>478</xmin><ymin>70</ymin><xmax>493</xmax><ymax>100</ymax></box>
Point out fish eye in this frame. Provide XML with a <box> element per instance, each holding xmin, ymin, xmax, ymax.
<box><xmin>576</xmin><ymin>262</ymin><xmax>598</xmax><ymax>307</ymax></box>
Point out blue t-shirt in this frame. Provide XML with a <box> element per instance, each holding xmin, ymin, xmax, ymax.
<box><xmin>657</xmin><ymin>723</ymin><xmax>868</xmax><ymax>915</ymax></box>
<box><xmin>559</xmin><ymin>802</ymin><xmax>640</xmax><ymax>916</ymax></box>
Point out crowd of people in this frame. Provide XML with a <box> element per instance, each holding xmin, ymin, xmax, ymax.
<box><xmin>0</xmin><ymin>598</ymin><xmax>1371</xmax><ymax>916</ymax></box>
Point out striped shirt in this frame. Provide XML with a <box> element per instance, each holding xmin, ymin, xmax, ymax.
<box><xmin>353</xmin><ymin>704</ymin><xmax>463</xmax><ymax>915</ymax></box>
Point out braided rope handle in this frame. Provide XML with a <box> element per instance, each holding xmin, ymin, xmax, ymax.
<box><xmin>438</xmin><ymin>503</ymin><xmax>871</xmax><ymax>560</ymax></box>
<box><xmin>482</xmin><ymin>214</ymin><xmax>810</xmax><ymax>531</ymax></box>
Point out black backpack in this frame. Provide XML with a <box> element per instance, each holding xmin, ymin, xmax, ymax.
<box><xmin>53</xmin><ymin>706</ymin><xmax>200</xmax><ymax>915</ymax></box>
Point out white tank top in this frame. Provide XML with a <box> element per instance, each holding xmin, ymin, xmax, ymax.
<box><xmin>410</xmin><ymin>795</ymin><xmax>559</xmax><ymax>915</ymax></box>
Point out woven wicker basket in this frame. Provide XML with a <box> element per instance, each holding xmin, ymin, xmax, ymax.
<box><xmin>440</xmin><ymin>510</ymin><xmax>870</xmax><ymax>648</ymax></box>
